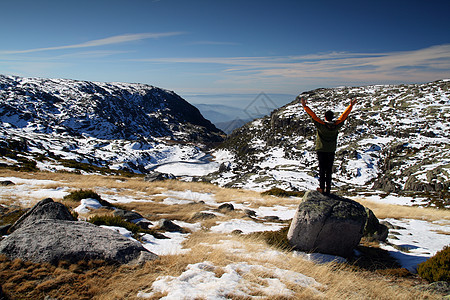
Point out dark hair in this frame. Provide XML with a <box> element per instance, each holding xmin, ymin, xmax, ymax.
<box><xmin>325</xmin><ymin>110</ymin><xmax>334</xmax><ymax>121</ymax></box>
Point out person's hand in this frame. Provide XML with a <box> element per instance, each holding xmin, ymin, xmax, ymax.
<box><xmin>301</xmin><ymin>98</ymin><xmax>307</xmax><ymax>107</ymax></box>
<box><xmin>350</xmin><ymin>98</ymin><xmax>357</xmax><ymax>106</ymax></box>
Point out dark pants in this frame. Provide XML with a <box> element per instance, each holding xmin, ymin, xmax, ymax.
<box><xmin>317</xmin><ymin>151</ymin><xmax>335</xmax><ymax>192</ymax></box>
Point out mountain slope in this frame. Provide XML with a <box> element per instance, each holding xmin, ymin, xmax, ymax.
<box><xmin>0</xmin><ymin>75</ymin><xmax>224</xmax><ymax>174</ymax></box>
<box><xmin>0</xmin><ymin>75</ymin><xmax>222</xmax><ymax>142</ymax></box>
<box><xmin>209</xmin><ymin>80</ymin><xmax>450</xmax><ymax>201</ymax></box>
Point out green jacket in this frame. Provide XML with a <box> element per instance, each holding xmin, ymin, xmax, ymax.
<box><xmin>303</xmin><ymin>103</ymin><xmax>354</xmax><ymax>152</ymax></box>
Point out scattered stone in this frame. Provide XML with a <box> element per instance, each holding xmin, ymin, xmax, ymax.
<box><xmin>157</xmin><ymin>219</ymin><xmax>185</xmax><ymax>233</ymax></box>
<box><xmin>243</xmin><ymin>209</ymin><xmax>257</xmax><ymax>217</ymax></box>
<box><xmin>0</xmin><ymin>180</ymin><xmax>15</xmax><ymax>186</ymax></box>
<box><xmin>9</xmin><ymin>198</ymin><xmax>74</xmax><ymax>232</ymax></box>
<box><xmin>0</xmin><ymin>225</ymin><xmax>10</xmax><ymax>236</ymax></box>
<box><xmin>190</xmin><ymin>211</ymin><xmax>216</xmax><ymax>220</ymax></box>
<box><xmin>113</xmin><ymin>209</ymin><xmax>144</xmax><ymax>222</ymax></box>
<box><xmin>380</xmin><ymin>221</ymin><xmax>406</xmax><ymax>230</ymax></box>
<box><xmin>0</xmin><ymin>219</ymin><xmax>157</xmax><ymax>265</ymax></box>
<box><xmin>218</xmin><ymin>162</ymin><xmax>231</xmax><ymax>172</ymax></box>
<box><xmin>231</xmin><ymin>229</ymin><xmax>243</xmax><ymax>235</ymax></box>
<box><xmin>144</xmin><ymin>172</ymin><xmax>176</xmax><ymax>182</ymax></box>
<box><xmin>218</xmin><ymin>203</ymin><xmax>234</xmax><ymax>212</ymax></box>
<box><xmin>263</xmin><ymin>216</ymin><xmax>280</xmax><ymax>221</ymax></box>
<box><xmin>135</xmin><ymin>219</ymin><xmax>153</xmax><ymax>230</ymax></box>
<box><xmin>287</xmin><ymin>190</ymin><xmax>367</xmax><ymax>257</ymax></box>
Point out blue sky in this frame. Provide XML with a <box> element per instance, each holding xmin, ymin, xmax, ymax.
<box><xmin>1</xmin><ymin>0</ymin><xmax>449</xmax><ymax>108</ymax></box>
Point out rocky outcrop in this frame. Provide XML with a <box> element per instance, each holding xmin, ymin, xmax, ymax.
<box><xmin>210</xmin><ymin>80</ymin><xmax>450</xmax><ymax>195</ymax></box>
<box><xmin>287</xmin><ymin>191</ymin><xmax>367</xmax><ymax>257</ymax></box>
<box><xmin>9</xmin><ymin>198</ymin><xmax>74</xmax><ymax>232</ymax></box>
<box><xmin>0</xmin><ymin>198</ymin><xmax>158</xmax><ymax>265</ymax></box>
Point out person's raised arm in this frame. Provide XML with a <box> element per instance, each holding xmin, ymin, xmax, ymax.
<box><xmin>336</xmin><ymin>99</ymin><xmax>357</xmax><ymax>124</ymax></box>
<box><xmin>301</xmin><ymin>98</ymin><xmax>324</xmax><ymax>124</ymax></box>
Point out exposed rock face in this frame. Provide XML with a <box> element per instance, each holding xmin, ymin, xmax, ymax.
<box><xmin>0</xmin><ymin>219</ymin><xmax>157</xmax><ymax>265</ymax></box>
<box><xmin>364</xmin><ymin>208</ymin><xmax>389</xmax><ymax>242</ymax></box>
<box><xmin>287</xmin><ymin>191</ymin><xmax>367</xmax><ymax>257</ymax></box>
<box><xmin>0</xmin><ymin>198</ymin><xmax>158</xmax><ymax>265</ymax></box>
<box><xmin>9</xmin><ymin>198</ymin><xmax>74</xmax><ymax>232</ymax></box>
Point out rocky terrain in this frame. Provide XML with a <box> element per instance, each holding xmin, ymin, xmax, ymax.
<box><xmin>209</xmin><ymin>80</ymin><xmax>449</xmax><ymax>204</ymax></box>
<box><xmin>0</xmin><ymin>75</ymin><xmax>448</xmax><ymax>207</ymax></box>
<box><xmin>0</xmin><ymin>75</ymin><xmax>224</xmax><ymax>174</ymax></box>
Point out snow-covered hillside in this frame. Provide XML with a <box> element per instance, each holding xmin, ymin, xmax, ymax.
<box><xmin>0</xmin><ymin>75</ymin><xmax>224</xmax><ymax>174</ymax></box>
<box><xmin>209</xmin><ymin>80</ymin><xmax>450</xmax><ymax>204</ymax></box>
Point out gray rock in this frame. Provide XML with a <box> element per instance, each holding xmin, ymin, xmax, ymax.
<box><xmin>9</xmin><ymin>198</ymin><xmax>74</xmax><ymax>232</ymax></box>
<box><xmin>263</xmin><ymin>216</ymin><xmax>280</xmax><ymax>221</ymax></box>
<box><xmin>380</xmin><ymin>221</ymin><xmax>406</xmax><ymax>230</ymax></box>
<box><xmin>157</xmin><ymin>219</ymin><xmax>185</xmax><ymax>233</ymax></box>
<box><xmin>144</xmin><ymin>172</ymin><xmax>176</xmax><ymax>182</ymax></box>
<box><xmin>190</xmin><ymin>212</ymin><xmax>216</xmax><ymax>220</ymax></box>
<box><xmin>218</xmin><ymin>203</ymin><xmax>234</xmax><ymax>212</ymax></box>
<box><xmin>0</xmin><ymin>180</ymin><xmax>15</xmax><ymax>186</ymax></box>
<box><xmin>0</xmin><ymin>225</ymin><xmax>10</xmax><ymax>236</ymax></box>
<box><xmin>0</xmin><ymin>219</ymin><xmax>157</xmax><ymax>265</ymax></box>
<box><xmin>287</xmin><ymin>190</ymin><xmax>367</xmax><ymax>257</ymax></box>
<box><xmin>243</xmin><ymin>209</ymin><xmax>257</xmax><ymax>217</ymax></box>
<box><xmin>364</xmin><ymin>208</ymin><xmax>388</xmax><ymax>241</ymax></box>
<box><xmin>113</xmin><ymin>209</ymin><xmax>144</xmax><ymax>222</ymax></box>
<box><xmin>135</xmin><ymin>219</ymin><xmax>153</xmax><ymax>229</ymax></box>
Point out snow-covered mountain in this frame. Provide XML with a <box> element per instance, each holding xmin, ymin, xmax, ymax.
<box><xmin>0</xmin><ymin>75</ymin><xmax>224</xmax><ymax>174</ymax></box>
<box><xmin>208</xmin><ymin>80</ymin><xmax>450</xmax><ymax>202</ymax></box>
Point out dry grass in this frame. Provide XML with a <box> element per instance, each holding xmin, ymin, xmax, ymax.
<box><xmin>0</xmin><ymin>169</ymin><xmax>448</xmax><ymax>299</ymax></box>
<box><xmin>356</xmin><ymin>197</ymin><xmax>450</xmax><ymax>223</ymax></box>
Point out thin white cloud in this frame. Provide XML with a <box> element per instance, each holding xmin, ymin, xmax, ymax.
<box><xmin>188</xmin><ymin>41</ymin><xmax>240</xmax><ymax>46</ymax></box>
<box><xmin>0</xmin><ymin>32</ymin><xmax>184</xmax><ymax>54</ymax></box>
<box><xmin>134</xmin><ymin>44</ymin><xmax>450</xmax><ymax>83</ymax></box>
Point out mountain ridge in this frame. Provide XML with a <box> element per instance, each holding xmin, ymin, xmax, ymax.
<box><xmin>0</xmin><ymin>75</ymin><xmax>224</xmax><ymax>174</ymax></box>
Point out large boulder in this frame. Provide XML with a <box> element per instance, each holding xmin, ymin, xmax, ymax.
<box><xmin>0</xmin><ymin>219</ymin><xmax>157</xmax><ymax>265</ymax></box>
<box><xmin>0</xmin><ymin>198</ymin><xmax>158</xmax><ymax>265</ymax></box>
<box><xmin>287</xmin><ymin>191</ymin><xmax>367</xmax><ymax>257</ymax></box>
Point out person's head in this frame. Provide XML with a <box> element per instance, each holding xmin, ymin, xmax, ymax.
<box><xmin>325</xmin><ymin>110</ymin><xmax>334</xmax><ymax>122</ymax></box>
